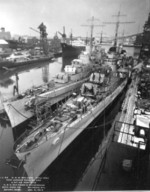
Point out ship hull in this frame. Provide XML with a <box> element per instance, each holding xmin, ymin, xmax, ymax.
<box><xmin>0</xmin><ymin>56</ymin><xmax>53</xmax><ymax>69</ymax></box>
<box><xmin>15</xmin><ymin>78</ymin><xmax>128</xmax><ymax>180</ymax></box>
<box><xmin>4</xmin><ymin>77</ymin><xmax>89</xmax><ymax>128</ymax></box>
<box><xmin>61</xmin><ymin>43</ymin><xmax>85</xmax><ymax>58</ymax></box>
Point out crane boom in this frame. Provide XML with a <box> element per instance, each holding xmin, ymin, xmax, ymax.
<box><xmin>29</xmin><ymin>27</ymin><xmax>40</xmax><ymax>34</ymax></box>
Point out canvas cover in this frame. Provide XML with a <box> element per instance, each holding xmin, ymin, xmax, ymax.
<box><xmin>136</xmin><ymin>114</ymin><xmax>150</xmax><ymax>129</ymax></box>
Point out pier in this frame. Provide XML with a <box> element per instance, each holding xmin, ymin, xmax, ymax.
<box><xmin>75</xmin><ymin>69</ymin><xmax>150</xmax><ymax>190</ymax></box>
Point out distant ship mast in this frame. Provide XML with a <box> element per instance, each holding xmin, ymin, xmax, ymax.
<box><xmin>81</xmin><ymin>16</ymin><xmax>104</xmax><ymax>54</ymax></box>
<box><xmin>97</xmin><ymin>25</ymin><xmax>105</xmax><ymax>44</ymax></box>
<box><xmin>103</xmin><ymin>11</ymin><xmax>134</xmax><ymax>48</ymax></box>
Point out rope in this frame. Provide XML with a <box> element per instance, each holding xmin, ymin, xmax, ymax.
<box><xmin>9</xmin><ymin>104</ymin><xmax>29</xmax><ymax>119</ymax></box>
<box><xmin>57</xmin><ymin>119</ymin><xmax>72</xmax><ymax>157</ymax></box>
<box><xmin>92</xmin><ymin>151</ymin><xmax>107</xmax><ymax>191</ymax></box>
<box><xmin>56</xmin><ymin>115</ymin><xmax>113</xmax><ymax>159</ymax></box>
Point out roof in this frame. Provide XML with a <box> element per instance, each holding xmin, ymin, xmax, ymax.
<box><xmin>0</xmin><ymin>39</ymin><xmax>8</xmax><ymax>44</ymax></box>
<box><xmin>136</xmin><ymin>115</ymin><xmax>150</xmax><ymax>129</ymax></box>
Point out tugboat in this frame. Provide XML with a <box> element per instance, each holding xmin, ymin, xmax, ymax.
<box><xmin>13</xmin><ymin>55</ymin><xmax>129</xmax><ymax>181</ymax></box>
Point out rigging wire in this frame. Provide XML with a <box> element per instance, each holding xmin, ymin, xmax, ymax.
<box><xmin>92</xmin><ymin>150</ymin><xmax>107</xmax><ymax>191</ymax></box>
<box><xmin>91</xmin><ymin>86</ymin><xmax>107</xmax><ymax>190</ymax></box>
<box><xmin>8</xmin><ymin>104</ymin><xmax>30</xmax><ymax>119</ymax></box>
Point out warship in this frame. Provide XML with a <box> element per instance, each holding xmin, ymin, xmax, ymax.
<box><xmin>13</xmin><ymin>54</ymin><xmax>129</xmax><ymax>180</ymax></box>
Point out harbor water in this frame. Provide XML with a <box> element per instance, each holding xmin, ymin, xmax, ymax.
<box><xmin>0</xmin><ymin>46</ymin><xmax>140</xmax><ymax>191</ymax></box>
<box><xmin>0</xmin><ymin>58</ymin><xmax>63</xmax><ymax>100</ymax></box>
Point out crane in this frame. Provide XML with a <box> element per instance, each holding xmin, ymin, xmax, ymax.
<box><xmin>29</xmin><ymin>27</ymin><xmax>40</xmax><ymax>34</ymax></box>
<box><xmin>29</xmin><ymin>23</ymin><xmax>49</xmax><ymax>55</ymax></box>
<box><xmin>57</xmin><ymin>26</ymin><xmax>67</xmax><ymax>44</ymax></box>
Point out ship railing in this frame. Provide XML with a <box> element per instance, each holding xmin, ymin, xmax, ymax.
<box><xmin>13</xmin><ymin>129</ymin><xmax>31</xmax><ymax>150</ymax></box>
<box><xmin>112</xmin><ymin>121</ymin><xmax>147</xmax><ymax>150</ymax></box>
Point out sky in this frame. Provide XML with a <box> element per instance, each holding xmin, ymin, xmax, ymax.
<box><xmin>0</xmin><ymin>0</ymin><xmax>150</xmax><ymax>39</ymax></box>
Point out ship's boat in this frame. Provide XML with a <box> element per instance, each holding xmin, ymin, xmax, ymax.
<box><xmin>13</xmin><ymin>58</ymin><xmax>129</xmax><ymax>180</ymax></box>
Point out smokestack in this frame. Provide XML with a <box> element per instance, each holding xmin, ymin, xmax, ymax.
<box><xmin>1</xmin><ymin>27</ymin><xmax>5</xmax><ymax>32</ymax></box>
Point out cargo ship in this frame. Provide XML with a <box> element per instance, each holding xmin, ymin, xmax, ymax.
<box><xmin>0</xmin><ymin>53</ymin><xmax>54</xmax><ymax>70</ymax></box>
<box><xmin>13</xmin><ymin>55</ymin><xmax>129</xmax><ymax>181</ymax></box>
<box><xmin>61</xmin><ymin>39</ymin><xmax>86</xmax><ymax>58</ymax></box>
<box><xmin>58</xmin><ymin>27</ymin><xmax>86</xmax><ymax>58</ymax></box>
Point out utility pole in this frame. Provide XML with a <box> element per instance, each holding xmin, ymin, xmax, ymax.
<box><xmin>81</xmin><ymin>16</ymin><xmax>104</xmax><ymax>54</ymax></box>
<box><xmin>103</xmin><ymin>11</ymin><xmax>135</xmax><ymax>48</ymax></box>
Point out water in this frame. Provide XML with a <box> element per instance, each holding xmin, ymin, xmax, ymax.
<box><xmin>0</xmin><ymin>58</ymin><xmax>63</xmax><ymax>100</ymax></box>
<box><xmin>0</xmin><ymin>46</ymin><xmax>139</xmax><ymax>191</ymax></box>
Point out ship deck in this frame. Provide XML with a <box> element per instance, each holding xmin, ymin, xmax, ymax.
<box><xmin>3</xmin><ymin>78</ymin><xmax>88</xmax><ymax>128</ymax></box>
<box><xmin>11</xmin><ymin>73</ymin><xmax>127</xmax><ymax>182</ymax></box>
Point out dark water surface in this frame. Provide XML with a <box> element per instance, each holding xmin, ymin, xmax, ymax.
<box><xmin>0</xmin><ymin>58</ymin><xmax>63</xmax><ymax>100</ymax></box>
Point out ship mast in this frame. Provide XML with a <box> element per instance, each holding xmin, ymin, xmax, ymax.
<box><xmin>58</xmin><ymin>26</ymin><xmax>67</xmax><ymax>43</ymax></box>
<box><xmin>103</xmin><ymin>11</ymin><xmax>134</xmax><ymax>49</ymax></box>
<box><xmin>97</xmin><ymin>25</ymin><xmax>105</xmax><ymax>44</ymax></box>
<box><xmin>81</xmin><ymin>16</ymin><xmax>104</xmax><ymax>54</ymax></box>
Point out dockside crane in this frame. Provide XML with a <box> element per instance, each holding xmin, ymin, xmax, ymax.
<box><xmin>29</xmin><ymin>23</ymin><xmax>49</xmax><ymax>55</ymax></box>
<box><xmin>29</xmin><ymin>27</ymin><xmax>40</xmax><ymax>34</ymax></box>
<box><xmin>58</xmin><ymin>26</ymin><xmax>67</xmax><ymax>43</ymax></box>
